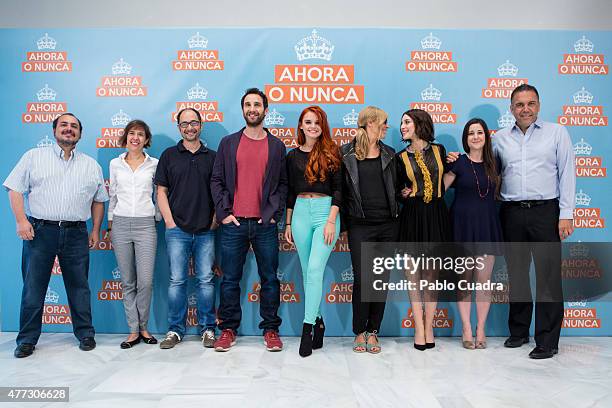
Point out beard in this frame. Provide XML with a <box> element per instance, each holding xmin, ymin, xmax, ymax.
<box><xmin>181</xmin><ymin>129</ymin><xmax>200</xmax><ymax>141</ymax></box>
<box><xmin>243</xmin><ymin>111</ymin><xmax>265</xmax><ymax>127</ymax></box>
<box><xmin>55</xmin><ymin>131</ymin><xmax>79</xmax><ymax>148</ymax></box>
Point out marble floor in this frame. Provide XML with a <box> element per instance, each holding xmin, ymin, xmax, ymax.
<box><xmin>0</xmin><ymin>333</ymin><xmax>610</xmax><ymax>408</ymax></box>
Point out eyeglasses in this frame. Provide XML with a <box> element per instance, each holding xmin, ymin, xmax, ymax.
<box><xmin>178</xmin><ymin>120</ymin><xmax>201</xmax><ymax>129</ymax></box>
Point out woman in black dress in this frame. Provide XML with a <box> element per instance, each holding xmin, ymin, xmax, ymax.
<box><xmin>443</xmin><ymin>118</ymin><xmax>501</xmax><ymax>349</ymax></box>
<box><xmin>396</xmin><ymin>109</ymin><xmax>451</xmax><ymax>350</ymax></box>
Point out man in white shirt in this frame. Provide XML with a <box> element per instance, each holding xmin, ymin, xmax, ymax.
<box><xmin>4</xmin><ymin>113</ymin><xmax>108</xmax><ymax>358</ymax></box>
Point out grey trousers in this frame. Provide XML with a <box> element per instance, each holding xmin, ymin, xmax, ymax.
<box><xmin>111</xmin><ymin>215</ymin><xmax>157</xmax><ymax>332</ymax></box>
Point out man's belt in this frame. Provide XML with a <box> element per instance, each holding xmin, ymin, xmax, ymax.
<box><xmin>30</xmin><ymin>217</ymin><xmax>86</xmax><ymax>228</ymax></box>
<box><xmin>235</xmin><ymin>216</ymin><xmax>260</xmax><ymax>222</ymax></box>
<box><xmin>504</xmin><ymin>199</ymin><xmax>558</xmax><ymax>209</ymax></box>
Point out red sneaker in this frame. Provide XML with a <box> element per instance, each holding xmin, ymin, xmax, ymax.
<box><xmin>214</xmin><ymin>329</ymin><xmax>236</xmax><ymax>352</ymax></box>
<box><xmin>264</xmin><ymin>331</ymin><xmax>283</xmax><ymax>352</ymax></box>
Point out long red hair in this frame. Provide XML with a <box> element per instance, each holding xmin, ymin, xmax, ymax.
<box><xmin>296</xmin><ymin>106</ymin><xmax>340</xmax><ymax>184</ymax></box>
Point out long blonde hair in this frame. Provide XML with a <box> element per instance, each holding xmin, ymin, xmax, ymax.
<box><xmin>355</xmin><ymin>106</ymin><xmax>388</xmax><ymax>161</ymax></box>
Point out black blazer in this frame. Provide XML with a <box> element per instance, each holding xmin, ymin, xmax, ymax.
<box><xmin>211</xmin><ymin>128</ymin><xmax>288</xmax><ymax>224</ymax></box>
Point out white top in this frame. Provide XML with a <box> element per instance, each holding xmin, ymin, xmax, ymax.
<box><xmin>108</xmin><ymin>152</ymin><xmax>159</xmax><ymax>221</ymax></box>
<box><xmin>3</xmin><ymin>144</ymin><xmax>108</xmax><ymax>221</ymax></box>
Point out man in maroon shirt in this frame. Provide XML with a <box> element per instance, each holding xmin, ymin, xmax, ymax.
<box><xmin>211</xmin><ymin>88</ymin><xmax>288</xmax><ymax>351</ymax></box>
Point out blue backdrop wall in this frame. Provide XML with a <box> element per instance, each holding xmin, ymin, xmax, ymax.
<box><xmin>0</xmin><ymin>28</ymin><xmax>610</xmax><ymax>336</ymax></box>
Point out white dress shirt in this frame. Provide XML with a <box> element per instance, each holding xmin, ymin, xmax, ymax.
<box><xmin>493</xmin><ymin>118</ymin><xmax>576</xmax><ymax>219</ymax></box>
<box><xmin>108</xmin><ymin>152</ymin><xmax>159</xmax><ymax>220</ymax></box>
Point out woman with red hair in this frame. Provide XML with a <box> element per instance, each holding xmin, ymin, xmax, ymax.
<box><xmin>284</xmin><ymin>105</ymin><xmax>342</xmax><ymax>357</ymax></box>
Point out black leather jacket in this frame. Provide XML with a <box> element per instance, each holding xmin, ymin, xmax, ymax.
<box><xmin>340</xmin><ymin>140</ymin><xmax>400</xmax><ymax>221</ymax></box>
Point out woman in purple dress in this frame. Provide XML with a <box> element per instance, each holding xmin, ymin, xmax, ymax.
<box><xmin>444</xmin><ymin>118</ymin><xmax>501</xmax><ymax>350</ymax></box>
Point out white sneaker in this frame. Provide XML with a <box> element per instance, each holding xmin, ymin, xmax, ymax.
<box><xmin>160</xmin><ymin>331</ymin><xmax>181</xmax><ymax>349</ymax></box>
<box><xmin>202</xmin><ymin>329</ymin><xmax>216</xmax><ymax>348</ymax></box>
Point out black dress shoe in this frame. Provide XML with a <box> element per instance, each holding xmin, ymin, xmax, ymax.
<box><xmin>141</xmin><ymin>335</ymin><xmax>157</xmax><ymax>345</ymax></box>
<box><xmin>120</xmin><ymin>336</ymin><xmax>141</xmax><ymax>349</ymax></box>
<box><xmin>503</xmin><ymin>336</ymin><xmax>529</xmax><ymax>348</ymax></box>
<box><xmin>529</xmin><ymin>345</ymin><xmax>558</xmax><ymax>359</ymax></box>
<box><xmin>312</xmin><ymin>316</ymin><xmax>325</xmax><ymax>350</ymax></box>
<box><xmin>79</xmin><ymin>337</ymin><xmax>96</xmax><ymax>351</ymax></box>
<box><xmin>425</xmin><ymin>342</ymin><xmax>435</xmax><ymax>349</ymax></box>
<box><xmin>14</xmin><ymin>343</ymin><xmax>35</xmax><ymax>358</ymax></box>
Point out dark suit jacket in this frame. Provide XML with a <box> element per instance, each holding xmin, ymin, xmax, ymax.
<box><xmin>211</xmin><ymin>127</ymin><xmax>288</xmax><ymax>224</ymax></box>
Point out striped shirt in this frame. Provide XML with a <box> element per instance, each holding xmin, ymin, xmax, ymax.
<box><xmin>3</xmin><ymin>143</ymin><xmax>109</xmax><ymax>221</ymax></box>
<box><xmin>397</xmin><ymin>143</ymin><xmax>448</xmax><ymax>199</ymax></box>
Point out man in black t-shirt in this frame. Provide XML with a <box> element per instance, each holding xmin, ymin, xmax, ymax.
<box><xmin>154</xmin><ymin>108</ymin><xmax>218</xmax><ymax>349</ymax></box>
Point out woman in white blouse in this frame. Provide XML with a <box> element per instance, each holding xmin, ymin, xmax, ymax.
<box><xmin>108</xmin><ymin>120</ymin><xmax>159</xmax><ymax>348</ymax></box>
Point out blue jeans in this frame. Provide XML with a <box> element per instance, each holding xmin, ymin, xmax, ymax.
<box><xmin>218</xmin><ymin>220</ymin><xmax>281</xmax><ymax>333</ymax></box>
<box><xmin>165</xmin><ymin>226</ymin><xmax>216</xmax><ymax>337</ymax></box>
<box><xmin>18</xmin><ymin>219</ymin><xmax>93</xmax><ymax>345</ymax></box>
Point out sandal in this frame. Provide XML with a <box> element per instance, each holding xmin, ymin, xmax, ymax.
<box><xmin>353</xmin><ymin>332</ymin><xmax>367</xmax><ymax>353</ymax></box>
<box><xmin>462</xmin><ymin>338</ymin><xmax>475</xmax><ymax>350</ymax></box>
<box><xmin>366</xmin><ymin>332</ymin><xmax>381</xmax><ymax>354</ymax></box>
<box><xmin>475</xmin><ymin>327</ymin><xmax>487</xmax><ymax>349</ymax></box>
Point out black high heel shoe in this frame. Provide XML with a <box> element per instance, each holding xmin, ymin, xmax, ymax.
<box><xmin>312</xmin><ymin>316</ymin><xmax>325</xmax><ymax>350</ymax></box>
<box><xmin>414</xmin><ymin>343</ymin><xmax>427</xmax><ymax>351</ymax></box>
<box><xmin>120</xmin><ymin>335</ymin><xmax>141</xmax><ymax>349</ymax></box>
<box><xmin>299</xmin><ymin>323</ymin><xmax>313</xmax><ymax>357</ymax></box>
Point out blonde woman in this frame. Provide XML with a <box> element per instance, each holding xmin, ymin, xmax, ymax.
<box><xmin>341</xmin><ymin>106</ymin><xmax>400</xmax><ymax>354</ymax></box>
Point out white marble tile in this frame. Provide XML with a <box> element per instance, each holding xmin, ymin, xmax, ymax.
<box><xmin>92</xmin><ymin>362</ymin><xmax>188</xmax><ymax>394</ymax></box>
<box><xmin>0</xmin><ymin>333</ymin><xmax>610</xmax><ymax>407</ymax></box>
<box><xmin>352</xmin><ymin>379</ymin><xmax>442</xmax><ymax>408</ymax></box>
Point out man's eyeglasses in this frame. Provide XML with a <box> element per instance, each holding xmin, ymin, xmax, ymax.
<box><xmin>178</xmin><ymin>120</ymin><xmax>201</xmax><ymax>129</ymax></box>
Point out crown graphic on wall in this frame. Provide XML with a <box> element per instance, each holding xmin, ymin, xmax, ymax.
<box><xmin>295</xmin><ymin>29</ymin><xmax>334</xmax><ymax>61</ymax></box>
<box><xmin>574</xmin><ymin>35</ymin><xmax>594</xmax><ymax>53</ymax></box>
<box><xmin>188</xmin><ymin>293</ymin><xmax>197</xmax><ymax>306</ymax></box>
<box><xmin>37</xmin><ymin>135</ymin><xmax>54</xmax><ymax>148</ymax></box>
<box><xmin>497</xmin><ymin>60</ymin><xmax>519</xmax><ymax>77</ymax></box>
<box><xmin>573</xmin><ymin>87</ymin><xmax>594</xmax><ymax>105</ymax></box>
<box><xmin>187</xmin><ymin>82</ymin><xmax>208</xmax><ymax>100</ymax></box>
<box><xmin>570</xmin><ymin>242</ymin><xmax>590</xmax><ymax>258</ymax></box>
<box><xmin>264</xmin><ymin>109</ymin><xmax>285</xmax><ymax>126</ymax></box>
<box><xmin>188</xmin><ymin>32</ymin><xmax>208</xmax><ymax>49</ymax></box>
<box><xmin>36</xmin><ymin>84</ymin><xmax>57</xmax><ymax>101</ymax></box>
<box><xmin>575</xmin><ymin>189</ymin><xmax>591</xmax><ymax>206</ymax></box>
<box><xmin>421</xmin><ymin>32</ymin><xmax>442</xmax><ymax>50</ymax></box>
<box><xmin>567</xmin><ymin>291</ymin><xmax>588</xmax><ymax>307</ymax></box>
<box><xmin>45</xmin><ymin>288</ymin><xmax>60</xmax><ymax>304</ymax></box>
<box><xmin>421</xmin><ymin>84</ymin><xmax>442</xmax><ymax>101</ymax></box>
<box><xmin>343</xmin><ymin>109</ymin><xmax>359</xmax><ymax>126</ymax></box>
<box><xmin>37</xmin><ymin>33</ymin><xmax>57</xmax><ymax>50</ymax></box>
<box><xmin>497</xmin><ymin>111</ymin><xmax>515</xmax><ymax>128</ymax></box>
<box><xmin>111</xmin><ymin>267</ymin><xmax>121</xmax><ymax>280</ymax></box>
<box><xmin>493</xmin><ymin>265</ymin><xmax>508</xmax><ymax>282</ymax></box>
<box><xmin>111</xmin><ymin>109</ymin><xmax>131</xmax><ymax>127</ymax></box>
<box><xmin>341</xmin><ymin>267</ymin><xmax>354</xmax><ymax>282</ymax></box>
<box><xmin>574</xmin><ymin>138</ymin><xmax>593</xmax><ymax>156</ymax></box>
<box><xmin>112</xmin><ymin>58</ymin><xmax>132</xmax><ymax>75</ymax></box>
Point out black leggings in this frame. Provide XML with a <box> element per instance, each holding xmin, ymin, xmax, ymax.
<box><xmin>347</xmin><ymin>219</ymin><xmax>399</xmax><ymax>335</ymax></box>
